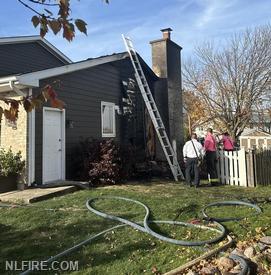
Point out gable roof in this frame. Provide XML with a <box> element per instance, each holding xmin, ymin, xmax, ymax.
<box><xmin>0</xmin><ymin>52</ymin><xmax>129</xmax><ymax>92</ymax></box>
<box><xmin>240</xmin><ymin>128</ymin><xmax>271</xmax><ymax>137</ymax></box>
<box><xmin>0</xmin><ymin>49</ymin><xmax>159</xmax><ymax>93</ymax></box>
<box><xmin>0</xmin><ymin>35</ymin><xmax>72</xmax><ymax>64</ymax></box>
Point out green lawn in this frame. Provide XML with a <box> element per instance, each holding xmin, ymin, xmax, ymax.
<box><xmin>1</xmin><ymin>182</ymin><xmax>271</xmax><ymax>275</ymax></box>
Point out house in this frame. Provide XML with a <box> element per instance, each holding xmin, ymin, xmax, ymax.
<box><xmin>249</xmin><ymin>110</ymin><xmax>271</xmax><ymax>134</ymax></box>
<box><xmin>0</xmin><ymin>29</ymin><xmax>183</xmax><ymax>185</ymax></box>
<box><xmin>239</xmin><ymin>128</ymin><xmax>271</xmax><ymax>149</ymax></box>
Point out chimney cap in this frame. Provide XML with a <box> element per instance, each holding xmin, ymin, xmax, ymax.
<box><xmin>160</xmin><ymin>28</ymin><xmax>173</xmax><ymax>40</ymax></box>
<box><xmin>160</xmin><ymin>27</ymin><xmax>173</xmax><ymax>33</ymax></box>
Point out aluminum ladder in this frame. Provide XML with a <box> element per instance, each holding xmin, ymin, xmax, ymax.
<box><xmin>122</xmin><ymin>35</ymin><xmax>184</xmax><ymax>181</ymax></box>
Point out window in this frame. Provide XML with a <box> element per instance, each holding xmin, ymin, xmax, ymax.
<box><xmin>101</xmin><ymin>101</ymin><xmax>116</xmax><ymax>137</ymax></box>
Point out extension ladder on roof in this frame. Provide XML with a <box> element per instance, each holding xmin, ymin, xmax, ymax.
<box><xmin>122</xmin><ymin>35</ymin><xmax>184</xmax><ymax>181</ymax></box>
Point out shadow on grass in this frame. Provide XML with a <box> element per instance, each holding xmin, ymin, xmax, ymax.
<box><xmin>0</xmin><ymin>211</ymin><xmax>149</xmax><ymax>274</ymax></box>
<box><xmin>173</xmin><ymin>203</ymin><xmax>200</xmax><ymax>221</ymax></box>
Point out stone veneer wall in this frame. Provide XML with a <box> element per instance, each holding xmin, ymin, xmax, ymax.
<box><xmin>0</xmin><ymin>99</ymin><xmax>28</xmax><ymax>183</ymax></box>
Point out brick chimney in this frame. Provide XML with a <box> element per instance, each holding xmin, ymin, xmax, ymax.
<box><xmin>150</xmin><ymin>28</ymin><xmax>184</xmax><ymax>159</ymax></box>
<box><xmin>161</xmin><ymin>27</ymin><xmax>172</xmax><ymax>40</ymax></box>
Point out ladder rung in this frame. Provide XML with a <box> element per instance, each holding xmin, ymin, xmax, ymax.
<box><xmin>123</xmin><ymin>35</ymin><xmax>184</xmax><ymax>181</ymax></box>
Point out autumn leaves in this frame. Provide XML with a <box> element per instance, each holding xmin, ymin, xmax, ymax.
<box><xmin>0</xmin><ymin>84</ymin><xmax>64</xmax><ymax>122</ymax></box>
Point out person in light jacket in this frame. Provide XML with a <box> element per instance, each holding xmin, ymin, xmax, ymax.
<box><xmin>183</xmin><ymin>133</ymin><xmax>205</xmax><ymax>188</ymax></box>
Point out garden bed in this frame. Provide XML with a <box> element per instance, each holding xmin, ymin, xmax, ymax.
<box><xmin>0</xmin><ymin>174</ymin><xmax>17</xmax><ymax>194</ymax></box>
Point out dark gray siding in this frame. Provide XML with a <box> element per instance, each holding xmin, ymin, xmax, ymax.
<box><xmin>34</xmin><ymin>63</ymin><xmax>124</xmax><ymax>183</ymax></box>
<box><xmin>33</xmin><ymin>58</ymin><xmax>159</xmax><ymax>183</ymax></box>
<box><xmin>0</xmin><ymin>42</ymin><xmax>66</xmax><ymax>77</ymax></box>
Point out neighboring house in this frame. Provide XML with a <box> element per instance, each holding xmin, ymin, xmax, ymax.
<box><xmin>249</xmin><ymin>110</ymin><xmax>271</xmax><ymax>134</ymax></box>
<box><xmin>0</xmin><ymin>28</ymin><xmax>184</xmax><ymax>185</ymax></box>
<box><xmin>239</xmin><ymin>128</ymin><xmax>271</xmax><ymax>150</ymax></box>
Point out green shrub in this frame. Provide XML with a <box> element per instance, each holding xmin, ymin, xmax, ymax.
<box><xmin>0</xmin><ymin>148</ymin><xmax>25</xmax><ymax>177</ymax></box>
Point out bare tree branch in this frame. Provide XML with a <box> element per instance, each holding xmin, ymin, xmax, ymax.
<box><xmin>17</xmin><ymin>0</ymin><xmax>43</xmax><ymax>17</ymax></box>
<box><xmin>27</xmin><ymin>0</ymin><xmax>58</xmax><ymax>6</ymax></box>
<box><xmin>183</xmin><ymin>24</ymin><xmax>271</xmax><ymax>140</ymax></box>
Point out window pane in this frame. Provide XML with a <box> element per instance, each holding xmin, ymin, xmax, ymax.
<box><xmin>102</xmin><ymin>105</ymin><xmax>113</xmax><ymax>134</ymax></box>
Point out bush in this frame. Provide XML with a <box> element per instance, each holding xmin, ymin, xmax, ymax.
<box><xmin>0</xmin><ymin>148</ymin><xmax>25</xmax><ymax>177</ymax></box>
<box><xmin>89</xmin><ymin>139</ymin><xmax>122</xmax><ymax>185</ymax></box>
<box><xmin>70</xmin><ymin>138</ymin><xmax>135</xmax><ymax>184</ymax></box>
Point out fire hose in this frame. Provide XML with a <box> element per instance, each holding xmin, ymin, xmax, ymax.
<box><xmin>11</xmin><ymin>197</ymin><xmax>261</xmax><ymax>275</ymax></box>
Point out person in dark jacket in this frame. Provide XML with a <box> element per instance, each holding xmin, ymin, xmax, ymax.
<box><xmin>204</xmin><ymin>128</ymin><xmax>219</xmax><ymax>185</ymax></box>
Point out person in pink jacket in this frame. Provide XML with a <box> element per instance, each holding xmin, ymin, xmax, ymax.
<box><xmin>221</xmin><ymin>132</ymin><xmax>234</xmax><ymax>151</ymax></box>
<box><xmin>204</xmin><ymin>128</ymin><xmax>219</xmax><ymax>185</ymax></box>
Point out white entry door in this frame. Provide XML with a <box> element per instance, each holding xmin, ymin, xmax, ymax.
<box><xmin>43</xmin><ymin>108</ymin><xmax>65</xmax><ymax>183</ymax></box>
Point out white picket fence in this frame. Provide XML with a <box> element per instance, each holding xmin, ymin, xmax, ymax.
<box><xmin>217</xmin><ymin>148</ymin><xmax>248</xmax><ymax>187</ymax></box>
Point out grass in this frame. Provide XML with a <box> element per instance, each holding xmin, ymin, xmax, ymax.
<box><xmin>0</xmin><ymin>181</ymin><xmax>271</xmax><ymax>274</ymax></box>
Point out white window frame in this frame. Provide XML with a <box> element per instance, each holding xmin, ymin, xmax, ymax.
<box><xmin>101</xmin><ymin>101</ymin><xmax>116</xmax><ymax>137</ymax></box>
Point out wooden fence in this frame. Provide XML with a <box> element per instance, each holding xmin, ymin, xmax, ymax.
<box><xmin>217</xmin><ymin>149</ymin><xmax>271</xmax><ymax>187</ymax></box>
<box><xmin>254</xmin><ymin>149</ymin><xmax>271</xmax><ymax>186</ymax></box>
<box><xmin>217</xmin><ymin>149</ymin><xmax>247</xmax><ymax>186</ymax></box>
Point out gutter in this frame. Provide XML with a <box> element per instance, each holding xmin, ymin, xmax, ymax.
<box><xmin>0</xmin><ymin>76</ymin><xmax>31</xmax><ymax>95</ymax></box>
<box><xmin>9</xmin><ymin>81</ymin><xmax>26</xmax><ymax>96</ymax></box>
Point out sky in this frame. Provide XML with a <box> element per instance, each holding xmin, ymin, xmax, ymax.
<box><xmin>0</xmin><ymin>0</ymin><xmax>270</xmax><ymax>65</ymax></box>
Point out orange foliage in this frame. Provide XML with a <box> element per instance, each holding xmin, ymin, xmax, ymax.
<box><xmin>183</xmin><ymin>90</ymin><xmax>207</xmax><ymax>132</ymax></box>
<box><xmin>0</xmin><ymin>84</ymin><xmax>65</xmax><ymax>123</ymax></box>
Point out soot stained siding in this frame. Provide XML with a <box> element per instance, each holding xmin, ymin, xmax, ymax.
<box><xmin>34</xmin><ymin>63</ymin><xmax>122</xmax><ymax>183</ymax></box>
<box><xmin>0</xmin><ymin>42</ymin><xmax>66</xmax><ymax>77</ymax></box>
<box><xmin>112</xmin><ymin>58</ymin><xmax>158</xmax><ymax>158</ymax></box>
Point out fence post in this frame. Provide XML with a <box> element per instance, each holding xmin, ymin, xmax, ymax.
<box><xmin>233</xmin><ymin>150</ymin><xmax>239</xmax><ymax>185</ymax></box>
<box><xmin>224</xmin><ymin>150</ymin><xmax>229</xmax><ymax>185</ymax></box>
<box><xmin>246</xmin><ymin>149</ymin><xmax>256</xmax><ymax>187</ymax></box>
<box><xmin>229</xmin><ymin>151</ymin><xmax>234</xmax><ymax>185</ymax></box>
<box><xmin>220</xmin><ymin>150</ymin><xmax>225</xmax><ymax>184</ymax></box>
<box><xmin>238</xmin><ymin>148</ymin><xmax>247</xmax><ymax>187</ymax></box>
<box><xmin>254</xmin><ymin>150</ymin><xmax>259</xmax><ymax>186</ymax></box>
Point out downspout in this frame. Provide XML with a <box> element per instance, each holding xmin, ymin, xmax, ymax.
<box><xmin>28</xmin><ymin>88</ymin><xmax>35</xmax><ymax>186</ymax></box>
